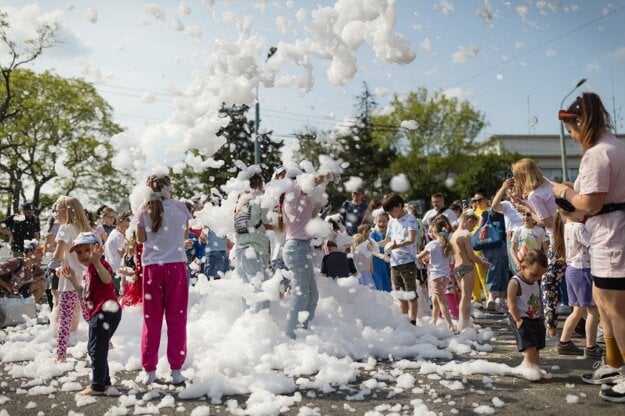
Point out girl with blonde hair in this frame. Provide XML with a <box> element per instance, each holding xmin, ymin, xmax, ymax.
<box><xmin>48</xmin><ymin>196</ymin><xmax>92</xmax><ymax>362</ymax></box>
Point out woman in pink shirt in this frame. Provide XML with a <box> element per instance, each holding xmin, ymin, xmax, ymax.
<box><xmin>552</xmin><ymin>92</ymin><xmax>625</xmax><ymax>402</ymax></box>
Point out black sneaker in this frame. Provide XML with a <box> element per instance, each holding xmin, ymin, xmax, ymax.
<box><xmin>557</xmin><ymin>341</ymin><xmax>584</xmax><ymax>356</ymax></box>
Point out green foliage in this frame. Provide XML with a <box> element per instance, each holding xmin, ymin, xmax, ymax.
<box><xmin>0</xmin><ymin>69</ymin><xmax>126</xmax><ymax>213</ymax></box>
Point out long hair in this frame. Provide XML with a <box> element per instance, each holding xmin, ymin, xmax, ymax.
<box><xmin>552</xmin><ymin>209</ymin><xmax>567</xmax><ymax>261</ymax></box>
<box><xmin>55</xmin><ymin>196</ymin><xmax>92</xmax><ymax>232</ymax></box>
<box><xmin>145</xmin><ymin>175</ymin><xmax>172</xmax><ymax>233</ymax></box>
<box><xmin>563</xmin><ymin>92</ymin><xmax>612</xmax><ymax>151</ymax></box>
<box><xmin>432</xmin><ymin>218</ymin><xmax>453</xmax><ymax>257</ymax></box>
<box><xmin>511</xmin><ymin>158</ymin><xmax>547</xmax><ymax>197</ymax></box>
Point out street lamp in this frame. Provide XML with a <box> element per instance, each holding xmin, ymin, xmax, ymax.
<box><xmin>558</xmin><ymin>78</ymin><xmax>586</xmax><ymax>182</ymax></box>
<box><xmin>254</xmin><ymin>46</ymin><xmax>278</xmax><ymax>166</ymax></box>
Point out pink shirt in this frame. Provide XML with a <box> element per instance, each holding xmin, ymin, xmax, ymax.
<box><xmin>527</xmin><ymin>182</ymin><xmax>557</xmax><ymax>242</ymax></box>
<box><xmin>283</xmin><ymin>182</ymin><xmax>316</xmax><ymax>241</ymax></box>
<box><xmin>575</xmin><ymin>132</ymin><xmax>625</xmax><ymax>277</ymax></box>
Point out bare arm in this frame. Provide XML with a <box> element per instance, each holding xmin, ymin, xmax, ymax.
<box><xmin>507</xmin><ymin>279</ymin><xmax>522</xmax><ymax>327</ymax></box>
<box><xmin>51</xmin><ymin>239</ymin><xmax>67</xmax><ymax>262</ymax></box>
<box><xmin>552</xmin><ymin>185</ymin><xmax>607</xmax><ymax>215</ymax></box>
<box><xmin>389</xmin><ymin>229</ymin><xmax>416</xmax><ymax>250</ymax></box>
<box><xmin>461</xmin><ymin>236</ymin><xmax>490</xmax><ymax>268</ymax></box>
<box><xmin>491</xmin><ymin>179</ymin><xmax>514</xmax><ymax>213</ymax></box>
<box><xmin>137</xmin><ymin>226</ymin><xmax>147</xmax><ymax>243</ymax></box>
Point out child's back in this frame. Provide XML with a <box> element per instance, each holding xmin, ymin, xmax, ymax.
<box><xmin>321</xmin><ymin>250</ymin><xmax>357</xmax><ymax>279</ymax></box>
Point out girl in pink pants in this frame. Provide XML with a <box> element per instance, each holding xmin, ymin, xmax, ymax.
<box><xmin>136</xmin><ymin>174</ymin><xmax>192</xmax><ymax>385</ymax></box>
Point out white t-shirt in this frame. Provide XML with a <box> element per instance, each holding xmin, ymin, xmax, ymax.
<box><xmin>422</xmin><ymin>207</ymin><xmax>458</xmax><ymax>227</ymax></box>
<box><xmin>55</xmin><ymin>224</ymin><xmax>87</xmax><ymax>292</ymax></box>
<box><xmin>387</xmin><ymin>213</ymin><xmax>418</xmax><ymax>267</ymax></box>
<box><xmin>104</xmin><ymin>228</ymin><xmax>125</xmax><ymax>272</ymax></box>
<box><xmin>564</xmin><ymin>222</ymin><xmax>591</xmax><ymax>269</ymax></box>
<box><xmin>511</xmin><ymin>226</ymin><xmax>548</xmax><ymax>260</ymax></box>
<box><xmin>575</xmin><ymin>132</ymin><xmax>625</xmax><ymax>277</ymax></box>
<box><xmin>424</xmin><ymin>240</ymin><xmax>451</xmax><ymax>280</ymax></box>
<box><xmin>501</xmin><ymin>201</ymin><xmax>523</xmax><ymax>234</ymax></box>
<box><xmin>136</xmin><ymin>199</ymin><xmax>192</xmax><ymax>267</ymax></box>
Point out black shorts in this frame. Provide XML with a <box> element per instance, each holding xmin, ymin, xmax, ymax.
<box><xmin>592</xmin><ymin>276</ymin><xmax>625</xmax><ymax>290</ymax></box>
<box><xmin>509</xmin><ymin>315</ymin><xmax>546</xmax><ymax>352</ymax></box>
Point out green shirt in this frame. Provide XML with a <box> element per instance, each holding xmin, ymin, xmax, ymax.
<box><xmin>234</xmin><ymin>192</ymin><xmax>270</xmax><ymax>255</ymax></box>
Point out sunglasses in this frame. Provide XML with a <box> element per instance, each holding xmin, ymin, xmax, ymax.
<box><xmin>473</xmin><ymin>197</ymin><xmax>484</xmax><ymax>202</ymax></box>
<box><xmin>522</xmin><ymin>213</ymin><xmax>532</xmax><ymax>218</ymax></box>
<box><xmin>558</xmin><ymin>110</ymin><xmax>578</xmax><ymax>121</ymax></box>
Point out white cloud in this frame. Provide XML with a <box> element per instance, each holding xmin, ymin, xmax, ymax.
<box><xmin>420</xmin><ymin>37</ymin><xmax>433</xmax><ymax>54</ymax></box>
<box><xmin>609</xmin><ymin>46</ymin><xmax>625</xmax><ymax>60</ymax></box>
<box><xmin>452</xmin><ymin>45</ymin><xmax>480</xmax><ymax>63</ymax></box>
<box><xmin>585</xmin><ymin>61</ymin><xmax>600</xmax><ymax>72</ymax></box>
<box><xmin>442</xmin><ymin>87</ymin><xmax>466</xmax><ymax>98</ymax></box>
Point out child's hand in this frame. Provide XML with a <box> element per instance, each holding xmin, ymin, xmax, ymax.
<box><xmin>184</xmin><ymin>239</ymin><xmax>194</xmax><ymax>249</ymax></box>
<box><xmin>59</xmin><ymin>266</ymin><xmax>79</xmax><ymax>285</ymax></box>
<box><xmin>88</xmin><ymin>244</ymin><xmax>104</xmax><ymax>264</ymax></box>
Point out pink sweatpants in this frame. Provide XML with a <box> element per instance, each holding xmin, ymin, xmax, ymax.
<box><xmin>141</xmin><ymin>262</ymin><xmax>189</xmax><ymax>372</ymax></box>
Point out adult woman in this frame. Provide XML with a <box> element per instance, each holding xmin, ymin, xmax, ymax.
<box><xmin>512</xmin><ymin>158</ymin><xmax>565</xmax><ymax>337</ymax></box>
<box><xmin>551</xmin><ymin>92</ymin><xmax>625</xmax><ymax>402</ymax></box>
<box><xmin>136</xmin><ymin>174</ymin><xmax>192</xmax><ymax>385</ymax></box>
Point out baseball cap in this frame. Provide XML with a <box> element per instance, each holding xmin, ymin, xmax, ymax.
<box><xmin>22</xmin><ymin>202</ymin><xmax>35</xmax><ymax>211</ymax></box>
<box><xmin>70</xmin><ymin>232</ymin><xmax>102</xmax><ymax>252</ymax></box>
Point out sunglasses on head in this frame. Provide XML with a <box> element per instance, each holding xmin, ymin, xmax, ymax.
<box><xmin>558</xmin><ymin>110</ymin><xmax>578</xmax><ymax>121</ymax></box>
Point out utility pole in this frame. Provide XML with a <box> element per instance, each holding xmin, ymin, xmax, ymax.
<box><xmin>254</xmin><ymin>47</ymin><xmax>278</xmax><ymax>166</ymax></box>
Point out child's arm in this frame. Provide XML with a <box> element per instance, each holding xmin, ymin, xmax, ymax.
<box><xmin>509</xmin><ymin>239</ymin><xmax>521</xmax><ymax>270</ymax></box>
<box><xmin>462</xmin><ymin>236</ymin><xmax>490</xmax><ymax>269</ymax></box>
<box><xmin>89</xmin><ymin>244</ymin><xmax>113</xmax><ymax>284</ymax></box>
<box><xmin>389</xmin><ymin>229</ymin><xmax>416</xmax><ymax>250</ymax></box>
<box><xmin>576</xmin><ymin>224</ymin><xmax>592</xmax><ymax>248</ymax></box>
<box><xmin>506</xmin><ymin>279</ymin><xmax>522</xmax><ymax>328</ymax></box>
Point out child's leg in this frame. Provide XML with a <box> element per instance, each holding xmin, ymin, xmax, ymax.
<box><xmin>585</xmin><ymin>305</ymin><xmax>600</xmax><ymax>348</ymax></box>
<box><xmin>88</xmin><ymin>309</ymin><xmax>122</xmax><ymax>391</ymax></box>
<box><xmin>434</xmin><ymin>292</ymin><xmax>454</xmax><ymax>329</ymax></box>
<box><xmin>542</xmin><ymin>250</ymin><xmax>565</xmax><ymax>336</ymax></box>
<box><xmin>398</xmin><ymin>299</ymin><xmax>409</xmax><ymax>314</ymax></box>
<box><xmin>142</xmin><ymin>265</ymin><xmax>166</xmax><ymax>372</ymax></box>
<box><xmin>163</xmin><ymin>263</ymin><xmax>189</xmax><ymax>372</ymax></box>
<box><xmin>431</xmin><ymin>298</ymin><xmax>440</xmax><ymax>326</ymax></box>
<box><xmin>408</xmin><ymin>298</ymin><xmax>418</xmax><ymax>322</ymax></box>
<box><xmin>559</xmin><ymin>306</ymin><xmax>585</xmax><ymax>343</ymax></box>
<box><xmin>458</xmin><ymin>272</ymin><xmax>474</xmax><ymax>330</ymax></box>
<box><xmin>523</xmin><ymin>346</ymin><xmax>539</xmax><ymax>367</ymax></box>
<box><xmin>56</xmin><ymin>291</ymin><xmax>78</xmax><ymax>360</ymax></box>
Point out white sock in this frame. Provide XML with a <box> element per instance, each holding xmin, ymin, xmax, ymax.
<box><xmin>145</xmin><ymin>371</ymin><xmax>156</xmax><ymax>385</ymax></box>
<box><xmin>172</xmin><ymin>370</ymin><xmax>186</xmax><ymax>385</ymax></box>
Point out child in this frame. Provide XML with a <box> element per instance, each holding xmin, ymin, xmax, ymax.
<box><xmin>321</xmin><ymin>240</ymin><xmax>357</xmax><ymax>279</ymax></box>
<box><xmin>380</xmin><ymin>193</ymin><xmax>419</xmax><ymax>325</ymax></box>
<box><xmin>418</xmin><ymin>218</ymin><xmax>456</xmax><ymax>332</ymax></box>
<box><xmin>507</xmin><ymin>249</ymin><xmax>550</xmax><ymax>381</ymax></box>
<box><xmin>369</xmin><ymin>212</ymin><xmax>392</xmax><ymax>292</ymax></box>
<box><xmin>553</xmin><ymin>210</ymin><xmax>602</xmax><ymax>358</ymax></box>
<box><xmin>350</xmin><ymin>233</ymin><xmax>376</xmax><ymax>289</ymax></box>
<box><xmin>510</xmin><ymin>211</ymin><xmax>549</xmax><ymax>272</ymax></box>
<box><xmin>61</xmin><ymin>232</ymin><xmax>121</xmax><ymax>396</ymax></box>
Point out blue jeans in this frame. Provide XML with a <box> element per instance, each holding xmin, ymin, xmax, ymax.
<box><xmin>204</xmin><ymin>251</ymin><xmax>230</xmax><ymax>279</ymax></box>
<box><xmin>88</xmin><ymin>308</ymin><xmax>121</xmax><ymax>391</ymax></box>
<box><xmin>282</xmin><ymin>239</ymin><xmax>318</xmax><ymax>339</ymax></box>
<box><xmin>234</xmin><ymin>247</ymin><xmax>270</xmax><ymax>312</ymax></box>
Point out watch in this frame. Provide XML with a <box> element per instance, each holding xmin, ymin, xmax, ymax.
<box><xmin>559</xmin><ymin>189</ymin><xmax>567</xmax><ymax>199</ymax></box>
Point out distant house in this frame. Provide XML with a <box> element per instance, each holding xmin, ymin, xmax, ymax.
<box><xmin>481</xmin><ymin>133</ymin><xmax>625</xmax><ymax>182</ymax></box>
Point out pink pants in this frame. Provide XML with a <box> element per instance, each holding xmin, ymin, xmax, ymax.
<box><xmin>141</xmin><ymin>262</ymin><xmax>189</xmax><ymax>372</ymax></box>
<box><xmin>57</xmin><ymin>290</ymin><xmax>78</xmax><ymax>359</ymax></box>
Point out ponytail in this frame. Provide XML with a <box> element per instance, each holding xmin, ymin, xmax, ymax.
<box><xmin>145</xmin><ymin>175</ymin><xmax>172</xmax><ymax>233</ymax></box>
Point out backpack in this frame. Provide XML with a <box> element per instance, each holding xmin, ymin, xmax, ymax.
<box><xmin>234</xmin><ymin>198</ymin><xmax>262</xmax><ymax>234</ymax></box>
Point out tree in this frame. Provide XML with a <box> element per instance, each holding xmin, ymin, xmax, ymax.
<box><xmin>0</xmin><ymin>69</ymin><xmax>127</xmax><ymax>214</ymax></box>
<box><xmin>172</xmin><ymin>103</ymin><xmax>284</xmax><ymax>199</ymax></box>
<box><xmin>371</xmin><ymin>88</ymin><xmax>514</xmax><ymax>201</ymax></box>
<box><xmin>0</xmin><ymin>10</ymin><xmax>59</xmax><ymax>125</ymax></box>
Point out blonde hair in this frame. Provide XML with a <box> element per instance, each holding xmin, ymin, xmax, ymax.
<box><xmin>55</xmin><ymin>196</ymin><xmax>92</xmax><ymax>232</ymax></box>
<box><xmin>351</xmin><ymin>233</ymin><xmax>364</xmax><ymax>253</ymax></box>
<box><xmin>511</xmin><ymin>158</ymin><xmax>547</xmax><ymax>197</ymax></box>
<box><xmin>144</xmin><ymin>175</ymin><xmax>172</xmax><ymax>233</ymax></box>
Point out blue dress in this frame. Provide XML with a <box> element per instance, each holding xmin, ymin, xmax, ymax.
<box><xmin>369</xmin><ymin>229</ymin><xmax>392</xmax><ymax>292</ymax></box>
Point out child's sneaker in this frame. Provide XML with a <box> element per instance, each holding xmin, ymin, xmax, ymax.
<box><xmin>172</xmin><ymin>370</ymin><xmax>186</xmax><ymax>386</ymax></box>
<box><xmin>584</xmin><ymin>345</ymin><xmax>604</xmax><ymax>359</ymax></box>
<box><xmin>557</xmin><ymin>340</ymin><xmax>584</xmax><ymax>355</ymax></box>
<box><xmin>599</xmin><ymin>377</ymin><xmax>625</xmax><ymax>403</ymax></box>
<box><xmin>581</xmin><ymin>361</ymin><xmax>623</xmax><ymax>385</ymax></box>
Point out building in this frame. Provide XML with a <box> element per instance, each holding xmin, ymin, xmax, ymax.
<box><xmin>483</xmin><ymin>133</ymin><xmax>625</xmax><ymax>181</ymax></box>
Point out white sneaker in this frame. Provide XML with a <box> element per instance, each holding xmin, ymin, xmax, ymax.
<box><xmin>600</xmin><ymin>377</ymin><xmax>625</xmax><ymax>403</ymax></box>
<box><xmin>556</xmin><ymin>303</ymin><xmax>572</xmax><ymax>315</ymax></box>
<box><xmin>581</xmin><ymin>361</ymin><xmax>623</xmax><ymax>385</ymax></box>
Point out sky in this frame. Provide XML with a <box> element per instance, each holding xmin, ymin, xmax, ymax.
<box><xmin>2</xmin><ymin>0</ymin><xmax>625</xmax><ymax>173</ymax></box>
